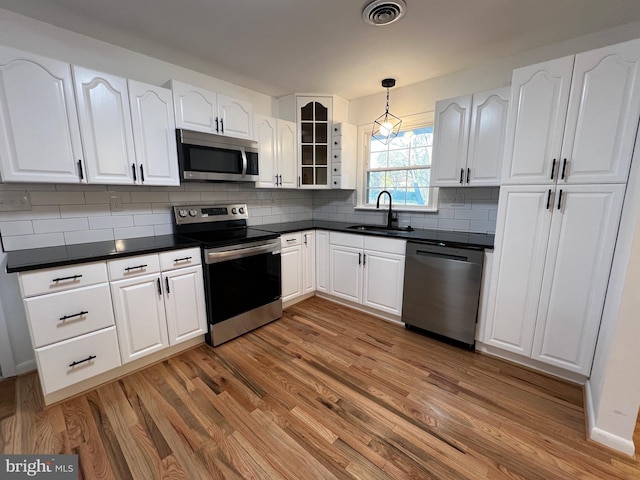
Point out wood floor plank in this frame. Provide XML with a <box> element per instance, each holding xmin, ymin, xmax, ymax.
<box><xmin>2</xmin><ymin>296</ymin><xmax>640</xmax><ymax>479</ymax></box>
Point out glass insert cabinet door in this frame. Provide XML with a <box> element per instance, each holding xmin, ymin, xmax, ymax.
<box><xmin>297</xmin><ymin>96</ymin><xmax>332</xmax><ymax>188</ymax></box>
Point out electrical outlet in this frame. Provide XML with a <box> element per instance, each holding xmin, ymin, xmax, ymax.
<box><xmin>0</xmin><ymin>191</ymin><xmax>31</xmax><ymax>211</ymax></box>
<box><xmin>109</xmin><ymin>194</ymin><xmax>123</xmax><ymax>212</ymax></box>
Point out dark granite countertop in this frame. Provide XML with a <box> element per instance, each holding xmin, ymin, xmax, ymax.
<box><xmin>5</xmin><ymin>234</ymin><xmax>202</xmax><ymax>273</ymax></box>
<box><xmin>253</xmin><ymin>220</ymin><xmax>494</xmax><ymax>250</ymax></box>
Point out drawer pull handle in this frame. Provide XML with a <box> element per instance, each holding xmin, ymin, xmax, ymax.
<box><xmin>69</xmin><ymin>355</ymin><xmax>96</xmax><ymax>367</ymax></box>
<box><xmin>124</xmin><ymin>264</ymin><xmax>148</xmax><ymax>272</ymax></box>
<box><xmin>174</xmin><ymin>256</ymin><xmax>192</xmax><ymax>262</ymax></box>
<box><xmin>286</xmin><ymin>238</ymin><xmax>296</xmax><ymax>243</ymax></box>
<box><xmin>59</xmin><ymin>311</ymin><xmax>88</xmax><ymax>321</ymax></box>
<box><xmin>52</xmin><ymin>274</ymin><xmax>83</xmax><ymax>283</ymax></box>
<box><xmin>165</xmin><ymin>277</ymin><xmax>171</xmax><ymax>294</ymax></box>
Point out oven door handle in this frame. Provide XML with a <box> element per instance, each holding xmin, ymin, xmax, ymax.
<box><xmin>205</xmin><ymin>240</ymin><xmax>280</xmax><ymax>264</ymax></box>
<box><xmin>240</xmin><ymin>148</ymin><xmax>248</xmax><ymax>177</ymax></box>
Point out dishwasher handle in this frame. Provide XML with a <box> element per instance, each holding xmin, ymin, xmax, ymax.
<box><xmin>414</xmin><ymin>249</ymin><xmax>469</xmax><ymax>262</ymax></box>
<box><xmin>407</xmin><ymin>241</ymin><xmax>484</xmax><ymax>265</ymax></box>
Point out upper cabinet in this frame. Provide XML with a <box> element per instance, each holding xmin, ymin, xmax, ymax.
<box><xmin>254</xmin><ymin>114</ymin><xmax>297</xmax><ymax>189</ymax></box>
<box><xmin>128</xmin><ymin>80</ymin><xmax>180</xmax><ymax>186</ymax></box>
<box><xmin>0</xmin><ymin>46</ymin><xmax>84</xmax><ymax>183</ymax></box>
<box><xmin>432</xmin><ymin>86</ymin><xmax>509</xmax><ymax>187</ymax></box>
<box><xmin>0</xmin><ymin>47</ymin><xmax>180</xmax><ymax>186</ymax></box>
<box><xmin>169</xmin><ymin>80</ymin><xmax>253</xmax><ymax>140</ymax></box>
<box><xmin>73</xmin><ymin>66</ymin><xmax>137</xmax><ymax>185</ymax></box>
<box><xmin>502</xmin><ymin>38</ymin><xmax>640</xmax><ymax>185</ymax></box>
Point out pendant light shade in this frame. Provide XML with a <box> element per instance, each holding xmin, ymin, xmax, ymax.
<box><xmin>372</xmin><ymin>78</ymin><xmax>402</xmax><ymax>145</ymax></box>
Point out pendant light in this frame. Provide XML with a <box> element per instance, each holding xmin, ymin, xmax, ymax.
<box><xmin>372</xmin><ymin>78</ymin><xmax>402</xmax><ymax>145</ymax></box>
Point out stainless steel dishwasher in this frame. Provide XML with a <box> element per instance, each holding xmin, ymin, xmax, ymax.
<box><xmin>402</xmin><ymin>241</ymin><xmax>484</xmax><ymax>348</ymax></box>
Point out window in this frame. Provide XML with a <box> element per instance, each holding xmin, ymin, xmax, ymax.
<box><xmin>363</xmin><ymin>124</ymin><xmax>437</xmax><ymax>210</ymax></box>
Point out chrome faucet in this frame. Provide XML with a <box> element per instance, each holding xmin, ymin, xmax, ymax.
<box><xmin>376</xmin><ymin>190</ymin><xmax>393</xmax><ymax>229</ymax></box>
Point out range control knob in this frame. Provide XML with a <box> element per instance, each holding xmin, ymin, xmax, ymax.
<box><xmin>239</xmin><ymin>207</ymin><xmax>245</xmax><ymax>214</ymax></box>
<box><xmin>188</xmin><ymin>209</ymin><xmax>197</xmax><ymax>217</ymax></box>
<box><xmin>231</xmin><ymin>208</ymin><xmax>238</xmax><ymax>214</ymax></box>
<box><xmin>178</xmin><ymin>209</ymin><xmax>188</xmax><ymax>218</ymax></box>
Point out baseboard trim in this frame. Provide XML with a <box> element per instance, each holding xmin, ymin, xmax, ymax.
<box><xmin>15</xmin><ymin>359</ymin><xmax>36</xmax><ymax>375</ymax></box>
<box><xmin>315</xmin><ymin>292</ymin><xmax>402</xmax><ymax>325</ymax></box>
<box><xmin>584</xmin><ymin>380</ymin><xmax>636</xmax><ymax>456</ymax></box>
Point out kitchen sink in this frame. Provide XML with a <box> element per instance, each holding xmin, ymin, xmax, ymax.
<box><xmin>347</xmin><ymin>224</ymin><xmax>414</xmax><ymax>232</ymax></box>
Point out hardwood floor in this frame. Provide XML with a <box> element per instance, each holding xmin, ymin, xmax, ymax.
<box><xmin>2</xmin><ymin>296</ymin><xmax>640</xmax><ymax>479</ymax></box>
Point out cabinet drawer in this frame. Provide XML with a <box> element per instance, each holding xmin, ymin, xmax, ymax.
<box><xmin>159</xmin><ymin>247</ymin><xmax>202</xmax><ymax>271</ymax></box>
<box><xmin>108</xmin><ymin>254</ymin><xmax>160</xmax><ymax>280</ymax></box>
<box><xmin>281</xmin><ymin>232</ymin><xmax>302</xmax><ymax>248</ymax></box>
<box><xmin>19</xmin><ymin>262</ymin><xmax>108</xmax><ymax>297</ymax></box>
<box><xmin>35</xmin><ymin>326</ymin><xmax>121</xmax><ymax>395</ymax></box>
<box><xmin>364</xmin><ymin>236</ymin><xmax>406</xmax><ymax>255</ymax></box>
<box><xmin>25</xmin><ymin>283</ymin><xmax>115</xmax><ymax>348</ymax></box>
<box><xmin>330</xmin><ymin>232</ymin><xmax>364</xmax><ymax>249</ymax></box>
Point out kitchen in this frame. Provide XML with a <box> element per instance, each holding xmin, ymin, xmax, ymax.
<box><xmin>1</xmin><ymin>1</ymin><xmax>640</xmax><ymax>478</ymax></box>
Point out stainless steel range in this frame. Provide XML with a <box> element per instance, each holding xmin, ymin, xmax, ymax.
<box><xmin>173</xmin><ymin>204</ymin><xmax>282</xmax><ymax>346</ymax></box>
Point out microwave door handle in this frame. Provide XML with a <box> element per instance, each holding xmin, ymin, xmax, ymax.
<box><xmin>240</xmin><ymin>148</ymin><xmax>248</xmax><ymax>177</ymax></box>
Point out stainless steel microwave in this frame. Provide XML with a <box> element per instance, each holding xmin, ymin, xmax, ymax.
<box><xmin>176</xmin><ymin>129</ymin><xmax>259</xmax><ymax>182</ymax></box>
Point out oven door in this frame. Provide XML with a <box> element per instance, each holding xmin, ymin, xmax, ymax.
<box><xmin>204</xmin><ymin>239</ymin><xmax>281</xmax><ymax>324</ymax></box>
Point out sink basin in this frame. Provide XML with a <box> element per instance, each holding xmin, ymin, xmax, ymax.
<box><xmin>347</xmin><ymin>224</ymin><xmax>414</xmax><ymax>232</ymax></box>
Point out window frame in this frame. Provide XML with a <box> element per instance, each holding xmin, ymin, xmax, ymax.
<box><xmin>356</xmin><ymin>111</ymin><xmax>438</xmax><ymax>212</ymax></box>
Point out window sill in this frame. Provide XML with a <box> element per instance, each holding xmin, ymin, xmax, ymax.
<box><xmin>355</xmin><ymin>205</ymin><xmax>438</xmax><ymax>213</ymax></box>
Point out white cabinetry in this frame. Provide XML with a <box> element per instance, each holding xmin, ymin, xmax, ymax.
<box><xmin>0</xmin><ymin>46</ymin><xmax>84</xmax><ymax>183</ymax></box>
<box><xmin>502</xmin><ymin>39</ymin><xmax>640</xmax><ymax>185</ymax></box>
<box><xmin>315</xmin><ymin>230</ymin><xmax>330</xmax><ymax>293</ymax></box>
<box><xmin>329</xmin><ymin>233</ymin><xmax>406</xmax><ymax>316</ymax></box>
<box><xmin>18</xmin><ymin>262</ymin><xmax>121</xmax><ymax>396</ymax></box>
<box><xmin>432</xmin><ymin>86</ymin><xmax>509</xmax><ymax>187</ymax></box>
<box><xmin>254</xmin><ymin>114</ymin><xmax>297</xmax><ymax>188</ymax></box>
<box><xmin>330</xmin><ymin>123</ymin><xmax>357</xmax><ymax>189</ymax></box>
<box><xmin>485</xmin><ymin>182</ymin><xmax>626</xmax><ymax>375</ymax></box>
<box><xmin>281</xmin><ymin>231</ymin><xmax>315</xmax><ymax>304</ymax></box>
<box><xmin>169</xmin><ymin>80</ymin><xmax>253</xmax><ymax>139</ymax></box>
<box><xmin>128</xmin><ymin>80</ymin><xmax>180</xmax><ymax>186</ymax></box>
<box><xmin>109</xmin><ymin>247</ymin><xmax>206</xmax><ymax>364</ymax></box>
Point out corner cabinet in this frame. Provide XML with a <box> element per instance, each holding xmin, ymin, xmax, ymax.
<box><xmin>0</xmin><ymin>46</ymin><xmax>85</xmax><ymax>183</ymax></box>
<box><xmin>502</xmin><ymin>38</ymin><xmax>640</xmax><ymax>186</ymax></box>
<box><xmin>168</xmin><ymin>79</ymin><xmax>253</xmax><ymax>140</ymax></box>
<box><xmin>298</xmin><ymin>96</ymin><xmax>332</xmax><ymax>188</ymax></box>
<box><xmin>432</xmin><ymin>86</ymin><xmax>510</xmax><ymax>187</ymax></box>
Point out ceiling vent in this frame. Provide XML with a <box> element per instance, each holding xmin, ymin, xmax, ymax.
<box><xmin>362</xmin><ymin>0</ymin><xmax>407</xmax><ymax>26</ymax></box>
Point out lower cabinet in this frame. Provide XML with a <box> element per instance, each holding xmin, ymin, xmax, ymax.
<box><xmin>17</xmin><ymin>246</ymin><xmax>207</xmax><ymax>398</ymax></box>
<box><xmin>329</xmin><ymin>232</ymin><xmax>406</xmax><ymax>316</ymax></box>
<box><xmin>109</xmin><ymin>248</ymin><xmax>207</xmax><ymax>364</ymax></box>
<box><xmin>281</xmin><ymin>231</ymin><xmax>315</xmax><ymax>304</ymax></box>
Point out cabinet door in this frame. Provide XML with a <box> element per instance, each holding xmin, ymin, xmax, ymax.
<box><xmin>329</xmin><ymin>244</ymin><xmax>362</xmax><ymax>303</ymax></box>
<box><xmin>483</xmin><ymin>186</ymin><xmax>554</xmax><ymax>356</ymax></box>
<box><xmin>302</xmin><ymin>231</ymin><xmax>316</xmax><ymax>294</ymax></box>
<box><xmin>560</xmin><ymin>39</ymin><xmax>640</xmax><ymax>184</ymax></box>
<box><xmin>0</xmin><ymin>47</ymin><xmax>84</xmax><ymax>183</ymax></box>
<box><xmin>466</xmin><ymin>87</ymin><xmax>510</xmax><ymax>186</ymax></box>
<box><xmin>73</xmin><ymin>66</ymin><xmax>136</xmax><ymax>184</ymax></box>
<box><xmin>431</xmin><ymin>94</ymin><xmax>472</xmax><ymax>187</ymax></box>
<box><xmin>217</xmin><ymin>93</ymin><xmax>253</xmax><ymax>139</ymax></box>
<box><xmin>532</xmin><ymin>185</ymin><xmax>625</xmax><ymax>374</ymax></box>
<box><xmin>362</xmin><ymin>250</ymin><xmax>405</xmax><ymax>315</ymax></box>
<box><xmin>315</xmin><ymin>230</ymin><xmax>330</xmax><ymax>293</ymax></box>
<box><xmin>502</xmin><ymin>56</ymin><xmax>574</xmax><ymax>185</ymax></box>
<box><xmin>171</xmin><ymin>80</ymin><xmax>218</xmax><ymax>133</ymax></box>
<box><xmin>277</xmin><ymin>119</ymin><xmax>298</xmax><ymax>188</ymax></box>
<box><xmin>163</xmin><ymin>266</ymin><xmax>208</xmax><ymax>345</ymax></box>
<box><xmin>281</xmin><ymin>245</ymin><xmax>303</xmax><ymax>302</ymax></box>
<box><xmin>128</xmin><ymin>80</ymin><xmax>179</xmax><ymax>186</ymax></box>
<box><xmin>297</xmin><ymin>96</ymin><xmax>332</xmax><ymax>189</ymax></box>
<box><xmin>254</xmin><ymin>114</ymin><xmax>277</xmax><ymax>188</ymax></box>
<box><xmin>111</xmin><ymin>274</ymin><xmax>169</xmax><ymax>363</ymax></box>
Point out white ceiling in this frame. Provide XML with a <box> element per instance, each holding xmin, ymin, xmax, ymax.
<box><xmin>2</xmin><ymin>0</ymin><xmax>640</xmax><ymax>100</ymax></box>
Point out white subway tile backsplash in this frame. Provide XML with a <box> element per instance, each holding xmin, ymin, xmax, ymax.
<box><xmin>153</xmin><ymin>224</ymin><xmax>174</xmax><ymax>236</ymax></box>
<box><xmin>114</xmin><ymin>226</ymin><xmax>155</xmax><ymax>239</ymax></box>
<box><xmin>134</xmin><ymin>212</ymin><xmax>172</xmax><ymax>226</ymax></box>
<box><xmin>29</xmin><ymin>191</ymin><xmax>85</xmax><ymax>205</ymax></box>
<box><xmin>437</xmin><ymin>219</ymin><xmax>472</xmax><ymax>231</ymax></box>
<box><xmin>60</xmin><ymin>204</ymin><xmax>111</xmax><ymax>218</ymax></box>
<box><xmin>130</xmin><ymin>191</ymin><xmax>169</xmax><ymax>203</ymax></box>
<box><xmin>3</xmin><ymin>233</ymin><xmax>64</xmax><ymax>250</ymax></box>
<box><xmin>64</xmin><ymin>229</ymin><xmax>114</xmax><ymax>245</ymax></box>
<box><xmin>33</xmin><ymin>217</ymin><xmax>89</xmax><ymax>234</ymax></box>
<box><xmin>89</xmin><ymin>215</ymin><xmax>134</xmax><ymax>229</ymax></box>
<box><xmin>200</xmin><ymin>192</ymin><xmax>229</xmax><ymax>202</ymax></box>
<box><xmin>0</xmin><ymin>206</ymin><xmax>60</xmax><ymax>221</ymax></box>
<box><xmin>454</xmin><ymin>209</ymin><xmax>489</xmax><ymax>220</ymax></box>
<box><xmin>85</xmin><ymin>191</ymin><xmax>132</xmax><ymax>204</ymax></box>
<box><xmin>0</xmin><ymin>220</ymin><xmax>33</xmax><ymax>236</ymax></box>
<box><xmin>168</xmin><ymin>192</ymin><xmax>201</xmax><ymax>203</ymax></box>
